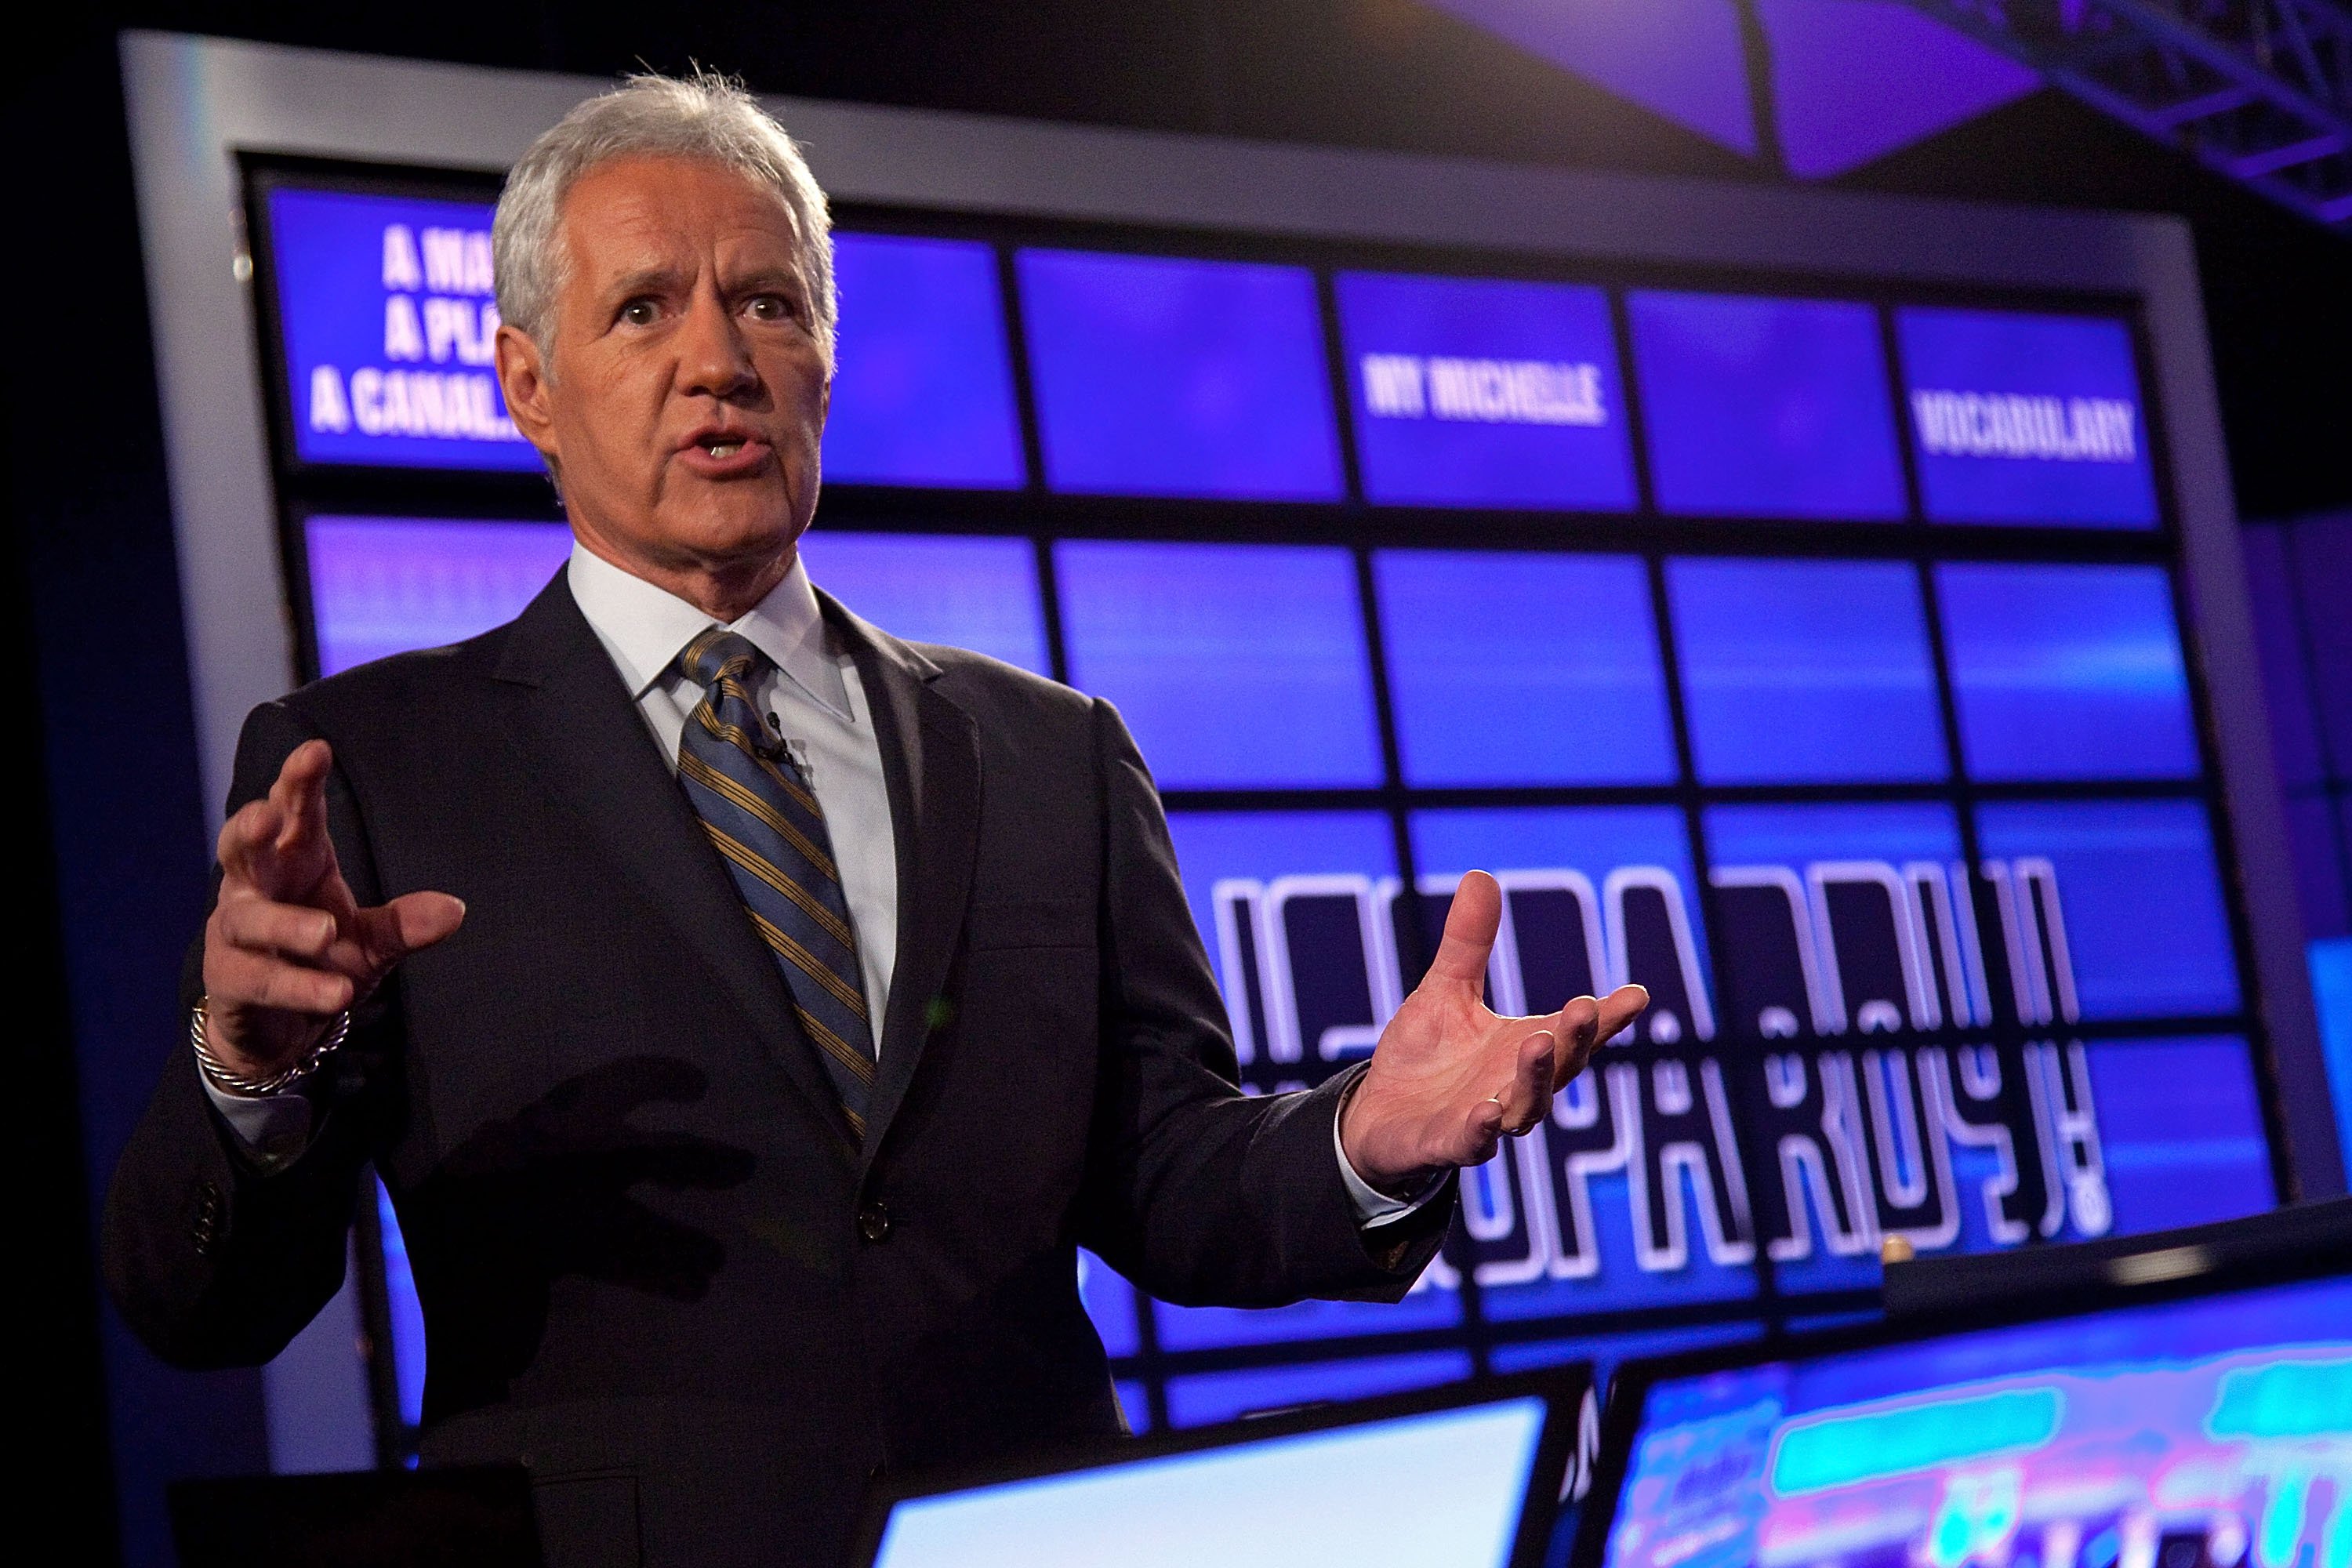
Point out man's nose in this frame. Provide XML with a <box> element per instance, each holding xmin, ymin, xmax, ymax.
<box><xmin>677</xmin><ymin>291</ymin><xmax>757</xmax><ymax>398</ymax></box>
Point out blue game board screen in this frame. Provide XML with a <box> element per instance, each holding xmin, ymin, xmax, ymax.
<box><xmin>263</xmin><ymin>168</ymin><xmax>2277</xmax><ymax>1443</ymax></box>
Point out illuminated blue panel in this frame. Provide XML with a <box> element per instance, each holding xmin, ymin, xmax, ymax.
<box><xmin>305</xmin><ymin>517</ymin><xmax>568</xmax><ymax>676</ymax></box>
<box><xmin>266</xmin><ymin>188</ymin><xmax>539</xmax><ymax>471</ymax></box>
<box><xmin>1156</xmin><ymin>811</ymin><xmax>1465</xmax><ymax>1348</ymax></box>
<box><xmin>1334</xmin><ymin>272</ymin><xmax>1636</xmax><ymax>510</ymax></box>
<box><xmin>822</xmin><ymin>234</ymin><xmax>1024</xmax><ymax>488</ymax></box>
<box><xmin>1937</xmin><ymin>563</ymin><xmax>2196</xmax><ymax>781</ymax></box>
<box><xmin>1164</xmin><ymin>811</ymin><xmax>1396</xmax><ymax>1000</ymax></box>
<box><xmin>1376</xmin><ymin>552</ymin><xmax>1672</xmax><ymax>786</ymax></box>
<box><xmin>1897</xmin><ymin>307</ymin><xmax>2158</xmax><ymax>528</ymax></box>
<box><xmin>1057</xmin><ymin>542</ymin><xmax>1381</xmax><ymax>787</ymax></box>
<box><xmin>1018</xmin><ymin>249</ymin><xmax>1343</xmax><ymax>500</ymax></box>
<box><xmin>1162</xmin><ymin>1351</ymin><xmax>1475</xmax><ymax>1428</ymax></box>
<box><xmin>797</xmin><ymin>532</ymin><xmax>1047</xmax><ymax>673</ymax></box>
<box><xmin>1705</xmin><ymin>801</ymin><xmax>1959</xmax><ymax>870</ymax></box>
<box><xmin>1410</xmin><ymin>808</ymin><xmax>1758</xmax><ymax>1319</ymax></box>
<box><xmin>1669</xmin><ymin>558</ymin><xmax>1946</xmax><ymax>782</ymax></box>
<box><xmin>1704</xmin><ymin>804</ymin><xmax>1969</xmax><ymax>1286</ymax></box>
<box><xmin>1974</xmin><ymin>800</ymin><xmax>2238</xmax><ymax>1019</ymax></box>
<box><xmin>1076</xmin><ymin>1248</ymin><xmax>1140</xmax><ymax>1359</ymax></box>
<box><xmin>2085</xmin><ymin>1036</ymin><xmax>2274</xmax><ymax>1232</ymax></box>
<box><xmin>1628</xmin><ymin>291</ymin><xmax>1905</xmax><ymax>520</ymax></box>
<box><xmin>1411</xmin><ymin>804</ymin><xmax>1711</xmax><ymax>1019</ymax></box>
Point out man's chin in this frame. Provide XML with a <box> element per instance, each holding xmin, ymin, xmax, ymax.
<box><xmin>649</xmin><ymin>505</ymin><xmax>804</xmax><ymax>570</ymax></box>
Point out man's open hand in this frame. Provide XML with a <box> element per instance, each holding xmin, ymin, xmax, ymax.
<box><xmin>1339</xmin><ymin>870</ymin><xmax>1647</xmax><ymax>1196</ymax></box>
<box><xmin>201</xmin><ymin>739</ymin><xmax>466</xmax><ymax>1079</ymax></box>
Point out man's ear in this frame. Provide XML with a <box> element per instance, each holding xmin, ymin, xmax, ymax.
<box><xmin>494</xmin><ymin>321</ymin><xmax>561</xmax><ymax>466</ymax></box>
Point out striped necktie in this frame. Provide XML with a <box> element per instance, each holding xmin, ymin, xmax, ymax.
<box><xmin>675</xmin><ymin>628</ymin><xmax>875</xmax><ymax>1139</ymax></box>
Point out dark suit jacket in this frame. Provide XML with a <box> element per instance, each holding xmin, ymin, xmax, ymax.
<box><xmin>104</xmin><ymin>574</ymin><xmax>1451</xmax><ymax>1568</ymax></box>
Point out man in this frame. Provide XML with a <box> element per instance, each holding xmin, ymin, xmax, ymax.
<box><xmin>106</xmin><ymin>72</ymin><xmax>1646</xmax><ymax>1568</ymax></box>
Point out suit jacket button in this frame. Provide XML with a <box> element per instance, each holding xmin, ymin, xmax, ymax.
<box><xmin>857</xmin><ymin>1200</ymin><xmax>891</xmax><ymax>1243</ymax></box>
<box><xmin>193</xmin><ymin>1181</ymin><xmax>224</xmax><ymax>1254</ymax></box>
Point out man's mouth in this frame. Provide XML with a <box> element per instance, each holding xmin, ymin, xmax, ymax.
<box><xmin>677</xmin><ymin>427</ymin><xmax>771</xmax><ymax>474</ymax></box>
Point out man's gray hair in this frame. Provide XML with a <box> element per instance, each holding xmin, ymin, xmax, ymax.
<box><xmin>492</xmin><ymin>69</ymin><xmax>837</xmax><ymax>371</ymax></box>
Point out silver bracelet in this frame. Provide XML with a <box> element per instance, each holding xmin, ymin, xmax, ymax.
<box><xmin>191</xmin><ymin>996</ymin><xmax>350</xmax><ymax>1098</ymax></box>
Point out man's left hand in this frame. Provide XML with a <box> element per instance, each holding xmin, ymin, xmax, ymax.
<box><xmin>1339</xmin><ymin>870</ymin><xmax>1648</xmax><ymax>1196</ymax></box>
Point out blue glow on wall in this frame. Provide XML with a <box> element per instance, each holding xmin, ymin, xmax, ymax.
<box><xmin>1056</xmin><ymin>542</ymin><xmax>1381</xmax><ymax>787</ymax></box>
<box><xmin>798</xmin><ymin>532</ymin><xmax>1047</xmax><ymax>674</ymax></box>
<box><xmin>266</xmin><ymin>188</ymin><xmax>540</xmax><ymax>472</ymax></box>
<box><xmin>1936</xmin><ymin>562</ymin><xmax>2196</xmax><ymax>780</ymax></box>
<box><xmin>1668</xmin><ymin>557</ymin><xmax>1947</xmax><ymax>782</ymax></box>
<box><xmin>1376</xmin><ymin>551</ymin><xmax>1673</xmax><ymax>786</ymax></box>
<box><xmin>1898</xmin><ymin>307</ymin><xmax>2158</xmax><ymax>528</ymax></box>
<box><xmin>1629</xmin><ymin>292</ymin><xmax>1906</xmax><ymax>521</ymax></box>
<box><xmin>305</xmin><ymin>517</ymin><xmax>568</xmax><ymax>675</ymax></box>
<box><xmin>1018</xmin><ymin>250</ymin><xmax>1344</xmax><ymax>500</ymax></box>
<box><xmin>1334</xmin><ymin>272</ymin><xmax>1636</xmax><ymax>511</ymax></box>
<box><xmin>822</xmin><ymin>234</ymin><xmax>1025</xmax><ymax>488</ymax></box>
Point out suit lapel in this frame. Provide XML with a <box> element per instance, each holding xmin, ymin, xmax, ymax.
<box><xmin>822</xmin><ymin>593</ymin><xmax>982</xmax><ymax>1167</ymax></box>
<box><xmin>491</xmin><ymin>575</ymin><xmax>845</xmax><ymax>1134</ymax></box>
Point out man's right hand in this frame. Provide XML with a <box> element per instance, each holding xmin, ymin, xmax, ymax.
<box><xmin>201</xmin><ymin>739</ymin><xmax>466</xmax><ymax>1080</ymax></box>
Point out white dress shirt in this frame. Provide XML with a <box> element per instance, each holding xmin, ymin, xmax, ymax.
<box><xmin>209</xmin><ymin>542</ymin><xmax>1428</xmax><ymax>1225</ymax></box>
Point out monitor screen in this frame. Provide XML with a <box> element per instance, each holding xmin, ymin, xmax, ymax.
<box><xmin>1896</xmin><ymin>307</ymin><xmax>2158</xmax><ymax>528</ymax></box>
<box><xmin>262</xmin><ymin>187</ymin><xmax>541</xmax><ymax>472</ymax></box>
<box><xmin>823</xmin><ymin>233</ymin><xmax>1026</xmax><ymax>488</ymax></box>
<box><xmin>1627</xmin><ymin>291</ymin><xmax>1906</xmax><ymax>521</ymax></box>
<box><xmin>871</xmin><ymin>1393</ymin><xmax>1553</xmax><ymax>1568</ymax></box>
<box><xmin>1334</xmin><ymin>271</ymin><xmax>1637</xmax><ymax>512</ymax></box>
<box><xmin>1595</xmin><ymin>1272</ymin><xmax>2352</xmax><ymax>1568</ymax></box>
<box><xmin>1016</xmin><ymin>248</ymin><xmax>1345</xmax><ymax>500</ymax></box>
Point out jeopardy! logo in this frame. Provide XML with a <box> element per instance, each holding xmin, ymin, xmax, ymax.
<box><xmin>301</xmin><ymin>222</ymin><xmax>526</xmax><ymax>447</ymax></box>
<box><xmin>1211</xmin><ymin>856</ymin><xmax>2112</xmax><ymax>1290</ymax></box>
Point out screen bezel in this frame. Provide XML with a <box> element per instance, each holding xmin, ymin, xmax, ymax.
<box><xmin>1563</xmin><ymin>1245</ymin><xmax>2352</xmax><ymax>1568</ymax></box>
<box><xmin>850</xmin><ymin>1364</ymin><xmax>1594</xmax><ymax>1568</ymax></box>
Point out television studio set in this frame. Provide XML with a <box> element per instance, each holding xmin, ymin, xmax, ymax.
<box><xmin>13</xmin><ymin>8</ymin><xmax>2350</xmax><ymax>1568</ymax></box>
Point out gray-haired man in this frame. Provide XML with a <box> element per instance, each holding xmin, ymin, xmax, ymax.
<box><xmin>106</xmin><ymin>72</ymin><xmax>1646</xmax><ymax>1568</ymax></box>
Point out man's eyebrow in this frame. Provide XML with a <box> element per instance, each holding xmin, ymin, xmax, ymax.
<box><xmin>602</xmin><ymin>265</ymin><xmax>688</xmax><ymax>298</ymax></box>
<box><xmin>721</xmin><ymin>264</ymin><xmax>807</xmax><ymax>295</ymax></box>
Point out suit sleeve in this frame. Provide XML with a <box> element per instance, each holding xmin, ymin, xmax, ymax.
<box><xmin>1073</xmin><ymin>698</ymin><xmax>1454</xmax><ymax>1308</ymax></box>
<box><xmin>100</xmin><ymin>701</ymin><xmax>396</xmax><ymax>1368</ymax></box>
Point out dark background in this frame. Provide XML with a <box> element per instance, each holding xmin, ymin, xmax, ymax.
<box><xmin>10</xmin><ymin>4</ymin><xmax>2347</xmax><ymax>1562</ymax></box>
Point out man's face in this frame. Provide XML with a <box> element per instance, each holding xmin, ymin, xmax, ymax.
<box><xmin>497</xmin><ymin>154</ymin><xmax>829</xmax><ymax>583</ymax></box>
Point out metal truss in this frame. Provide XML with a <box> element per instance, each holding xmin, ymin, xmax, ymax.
<box><xmin>1898</xmin><ymin>0</ymin><xmax>2352</xmax><ymax>230</ymax></box>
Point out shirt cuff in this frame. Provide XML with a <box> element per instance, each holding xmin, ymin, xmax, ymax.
<box><xmin>1334</xmin><ymin>1091</ymin><xmax>1448</xmax><ymax>1229</ymax></box>
<box><xmin>198</xmin><ymin>1063</ymin><xmax>316</xmax><ymax>1170</ymax></box>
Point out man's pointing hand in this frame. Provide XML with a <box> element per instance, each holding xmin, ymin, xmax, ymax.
<box><xmin>200</xmin><ymin>739</ymin><xmax>466</xmax><ymax>1080</ymax></box>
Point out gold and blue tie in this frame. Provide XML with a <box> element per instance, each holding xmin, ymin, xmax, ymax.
<box><xmin>676</xmin><ymin>629</ymin><xmax>875</xmax><ymax>1139</ymax></box>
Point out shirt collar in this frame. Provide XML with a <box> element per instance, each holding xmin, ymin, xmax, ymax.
<box><xmin>565</xmin><ymin>541</ymin><xmax>852</xmax><ymax>720</ymax></box>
